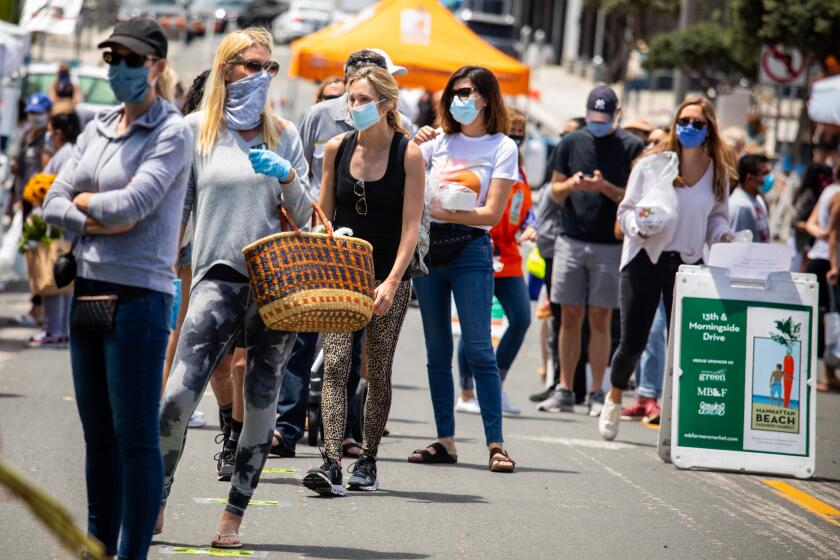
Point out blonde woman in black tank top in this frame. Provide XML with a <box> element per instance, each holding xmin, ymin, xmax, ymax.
<box><xmin>302</xmin><ymin>67</ymin><xmax>425</xmax><ymax>495</ymax></box>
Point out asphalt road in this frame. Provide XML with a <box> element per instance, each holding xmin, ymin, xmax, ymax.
<box><xmin>1</xmin><ymin>281</ymin><xmax>840</xmax><ymax>560</ymax></box>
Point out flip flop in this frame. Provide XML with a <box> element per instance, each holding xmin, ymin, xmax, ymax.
<box><xmin>211</xmin><ymin>532</ymin><xmax>242</xmax><ymax>549</ymax></box>
<box><xmin>270</xmin><ymin>431</ymin><xmax>296</xmax><ymax>458</ymax></box>
<box><xmin>407</xmin><ymin>442</ymin><xmax>458</xmax><ymax>464</ymax></box>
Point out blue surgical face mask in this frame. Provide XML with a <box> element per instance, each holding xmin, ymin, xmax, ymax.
<box><xmin>586</xmin><ymin>121</ymin><xmax>613</xmax><ymax>138</ymax></box>
<box><xmin>108</xmin><ymin>62</ymin><xmax>150</xmax><ymax>104</ymax></box>
<box><xmin>676</xmin><ymin>123</ymin><xmax>708</xmax><ymax>149</ymax></box>
<box><xmin>759</xmin><ymin>173</ymin><xmax>775</xmax><ymax>193</ymax></box>
<box><xmin>450</xmin><ymin>96</ymin><xmax>481</xmax><ymax>125</ymax></box>
<box><xmin>224</xmin><ymin>70</ymin><xmax>271</xmax><ymax>131</ymax></box>
<box><xmin>350</xmin><ymin>99</ymin><xmax>384</xmax><ymax>132</ymax></box>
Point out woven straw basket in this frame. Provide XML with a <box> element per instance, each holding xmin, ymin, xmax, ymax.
<box><xmin>243</xmin><ymin>203</ymin><xmax>375</xmax><ymax>333</ymax></box>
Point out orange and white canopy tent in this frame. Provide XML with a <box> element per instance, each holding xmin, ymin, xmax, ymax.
<box><xmin>288</xmin><ymin>0</ymin><xmax>530</xmax><ymax>95</ymax></box>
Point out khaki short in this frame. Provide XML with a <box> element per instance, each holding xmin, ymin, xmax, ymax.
<box><xmin>550</xmin><ymin>236</ymin><xmax>621</xmax><ymax>309</ymax></box>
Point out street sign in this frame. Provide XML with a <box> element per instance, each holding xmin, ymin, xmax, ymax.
<box><xmin>759</xmin><ymin>45</ymin><xmax>806</xmax><ymax>87</ymax></box>
<box><xmin>658</xmin><ymin>266</ymin><xmax>817</xmax><ymax>479</ymax></box>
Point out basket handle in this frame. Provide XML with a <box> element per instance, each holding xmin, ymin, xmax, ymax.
<box><xmin>279</xmin><ymin>201</ymin><xmax>334</xmax><ymax>238</ymax></box>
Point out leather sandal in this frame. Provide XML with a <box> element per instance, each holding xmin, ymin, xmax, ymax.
<box><xmin>407</xmin><ymin>442</ymin><xmax>458</xmax><ymax>464</ymax></box>
<box><xmin>489</xmin><ymin>447</ymin><xmax>515</xmax><ymax>473</ymax></box>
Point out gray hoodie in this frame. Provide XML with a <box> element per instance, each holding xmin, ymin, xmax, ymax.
<box><xmin>43</xmin><ymin>99</ymin><xmax>193</xmax><ymax>294</ymax></box>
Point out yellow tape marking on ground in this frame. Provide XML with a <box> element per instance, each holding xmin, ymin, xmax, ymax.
<box><xmin>262</xmin><ymin>467</ymin><xmax>296</xmax><ymax>474</ymax></box>
<box><xmin>762</xmin><ymin>480</ymin><xmax>840</xmax><ymax>527</ymax></box>
<box><xmin>641</xmin><ymin>421</ymin><xmax>660</xmax><ymax>430</ymax></box>
<box><xmin>171</xmin><ymin>547</ymin><xmax>261</xmax><ymax>557</ymax></box>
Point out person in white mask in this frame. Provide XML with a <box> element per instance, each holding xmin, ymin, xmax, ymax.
<box><xmin>302</xmin><ymin>66</ymin><xmax>424</xmax><ymax>496</ymax></box>
<box><xmin>156</xmin><ymin>27</ymin><xmax>311</xmax><ymax>550</ymax></box>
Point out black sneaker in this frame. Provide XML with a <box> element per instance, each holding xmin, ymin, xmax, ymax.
<box><xmin>529</xmin><ymin>386</ymin><xmax>555</xmax><ymax>403</ymax></box>
<box><xmin>215</xmin><ymin>436</ymin><xmax>236</xmax><ymax>482</ymax></box>
<box><xmin>347</xmin><ymin>454</ymin><xmax>379</xmax><ymax>491</ymax></box>
<box><xmin>302</xmin><ymin>451</ymin><xmax>345</xmax><ymax>496</ymax></box>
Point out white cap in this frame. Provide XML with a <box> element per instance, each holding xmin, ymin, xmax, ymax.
<box><xmin>369</xmin><ymin>48</ymin><xmax>407</xmax><ymax>76</ymax></box>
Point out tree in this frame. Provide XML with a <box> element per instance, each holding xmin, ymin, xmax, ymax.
<box><xmin>645</xmin><ymin>0</ymin><xmax>840</xmax><ymax>86</ymax></box>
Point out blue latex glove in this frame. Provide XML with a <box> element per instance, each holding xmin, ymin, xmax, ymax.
<box><xmin>249</xmin><ymin>149</ymin><xmax>292</xmax><ymax>182</ymax></box>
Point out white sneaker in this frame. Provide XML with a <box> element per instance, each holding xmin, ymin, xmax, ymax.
<box><xmin>501</xmin><ymin>392</ymin><xmax>522</xmax><ymax>416</ymax></box>
<box><xmin>598</xmin><ymin>400</ymin><xmax>621</xmax><ymax>441</ymax></box>
<box><xmin>455</xmin><ymin>397</ymin><xmax>481</xmax><ymax>414</ymax></box>
<box><xmin>188</xmin><ymin>411</ymin><xmax>206</xmax><ymax>428</ymax></box>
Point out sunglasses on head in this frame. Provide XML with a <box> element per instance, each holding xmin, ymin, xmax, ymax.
<box><xmin>677</xmin><ymin>117</ymin><xmax>707</xmax><ymax>130</ymax></box>
<box><xmin>228</xmin><ymin>58</ymin><xmax>280</xmax><ymax>76</ymax></box>
<box><xmin>453</xmin><ymin>87</ymin><xmax>478</xmax><ymax>102</ymax></box>
<box><xmin>103</xmin><ymin>50</ymin><xmax>157</xmax><ymax>68</ymax></box>
<box><xmin>320</xmin><ymin>94</ymin><xmax>342</xmax><ymax>102</ymax></box>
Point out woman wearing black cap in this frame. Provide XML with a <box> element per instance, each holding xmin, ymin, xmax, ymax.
<box><xmin>43</xmin><ymin>19</ymin><xmax>191</xmax><ymax>560</ymax></box>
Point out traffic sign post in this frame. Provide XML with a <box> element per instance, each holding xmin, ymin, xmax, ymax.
<box><xmin>658</xmin><ymin>265</ymin><xmax>817</xmax><ymax>479</ymax></box>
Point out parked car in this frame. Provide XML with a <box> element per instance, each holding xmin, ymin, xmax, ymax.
<box><xmin>188</xmin><ymin>0</ymin><xmax>248</xmax><ymax>37</ymax></box>
<box><xmin>236</xmin><ymin>0</ymin><xmax>287</xmax><ymax>30</ymax></box>
<box><xmin>272</xmin><ymin>0</ymin><xmax>333</xmax><ymax>44</ymax></box>
<box><xmin>21</xmin><ymin>63</ymin><xmax>118</xmax><ymax>125</ymax></box>
<box><xmin>118</xmin><ymin>0</ymin><xmax>198</xmax><ymax>39</ymax></box>
<box><xmin>455</xmin><ymin>9</ymin><xmax>517</xmax><ymax>57</ymax></box>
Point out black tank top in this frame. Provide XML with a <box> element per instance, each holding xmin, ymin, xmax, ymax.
<box><xmin>333</xmin><ymin>131</ymin><xmax>407</xmax><ymax>281</ymax></box>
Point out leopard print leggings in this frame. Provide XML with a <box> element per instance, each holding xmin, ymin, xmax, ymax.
<box><xmin>321</xmin><ymin>281</ymin><xmax>411</xmax><ymax>460</ymax></box>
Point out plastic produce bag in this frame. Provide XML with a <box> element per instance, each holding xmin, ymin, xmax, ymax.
<box><xmin>633</xmin><ymin>152</ymin><xmax>679</xmax><ymax>238</ymax></box>
<box><xmin>0</xmin><ymin>209</ymin><xmax>24</xmax><ymax>278</ymax></box>
<box><xmin>427</xmin><ymin>175</ymin><xmax>477</xmax><ymax>212</ymax></box>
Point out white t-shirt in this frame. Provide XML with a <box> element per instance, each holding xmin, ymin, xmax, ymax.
<box><xmin>728</xmin><ymin>187</ymin><xmax>770</xmax><ymax>242</ymax></box>
<box><xmin>420</xmin><ymin>132</ymin><xmax>519</xmax><ymax>230</ymax></box>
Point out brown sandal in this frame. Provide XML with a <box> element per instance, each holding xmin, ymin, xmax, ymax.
<box><xmin>489</xmin><ymin>447</ymin><xmax>515</xmax><ymax>473</ymax></box>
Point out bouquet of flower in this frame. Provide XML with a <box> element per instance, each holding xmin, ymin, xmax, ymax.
<box><xmin>18</xmin><ymin>215</ymin><xmax>62</xmax><ymax>254</ymax></box>
<box><xmin>23</xmin><ymin>173</ymin><xmax>58</xmax><ymax>207</ymax></box>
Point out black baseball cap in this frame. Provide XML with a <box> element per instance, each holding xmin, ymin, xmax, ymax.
<box><xmin>98</xmin><ymin>18</ymin><xmax>168</xmax><ymax>59</ymax></box>
<box><xmin>586</xmin><ymin>85</ymin><xmax>619</xmax><ymax>117</ymax></box>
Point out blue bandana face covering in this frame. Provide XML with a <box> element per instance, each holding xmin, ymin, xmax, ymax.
<box><xmin>676</xmin><ymin>124</ymin><xmax>708</xmax><ymax>149</ymax></box>
<box><xmin>224</xmin><ymin>70</ymin><xmax>271</xmax><ymax>131</ymax></box>
<box><xmin>450</xmin><ymin>96</ymin><xmax>481</xmax><ymax>125</ymax></box>
<box><xmin>108</xmin><ymin>62</ymin><xmax>150</xmax><ymax>104</ymax></box>
<box><xmin>760</xmin><ymin>173</ymin><xmax>775</xmax><ymax>193</ymax></box>
<box><xmin>350</xmin><ymin>99</ymin><xmax>384</xmax><ymax>132</ymax></box>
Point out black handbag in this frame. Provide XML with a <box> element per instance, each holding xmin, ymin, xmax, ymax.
<box><xmin>427</xmin><ymin>224</ymin><xmax>486</xmax><ymax>267</ymax></box>
<box><xmin>71</xmin><ymin>295</ymin><xmax>118</xmax><ymax>332</ymax></box>
<box><xmin>53</xmin><ymin>237</ymin><xmax>79</xmax><ymax>289</ymax></box>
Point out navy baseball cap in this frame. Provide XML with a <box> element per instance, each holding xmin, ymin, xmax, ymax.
<box><xmin>24</xmin><ymin>93</ymin><xmax>52</xmax><ymax>114</ymax></box>
<box><xmin>586</xmin><ymin>85</ymin><xmax>619</xmax><ymax>118</ymax></box>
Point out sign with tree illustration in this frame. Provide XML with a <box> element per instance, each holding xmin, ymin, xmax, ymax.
<box><xmin>676</xmin><ymin>299</ymin><xmax>811</xmax><ymax>457</ymax></box>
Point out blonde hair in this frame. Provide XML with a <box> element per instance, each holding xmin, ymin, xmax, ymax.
<box><xmin>155</xmin><ymin>61</ymin><xmax>177</xmax><ymax>102</ymax></box>
<box><xmin>652</xmin><ymin>96</ymin><xmax>737</xmax><ymax>201</ymax></box>
<box><xmin>346</xmin><ymin>66</ymin><xmax>408</xmax><ymax>136</ymax></box>
<box><xmin>197</xmin><ymin>27</ymin><xmax>279</xmax><ymax>156</ymax></box>
<box><xmin>507</xmin><ymin>106</ymin><xmax>526</xmax><ymax>133</ymax></box>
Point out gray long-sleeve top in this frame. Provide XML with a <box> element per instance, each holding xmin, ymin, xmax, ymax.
<box><xmin>182</xmin><ymin>111</ymin><xmax>312</xmax><ymax>288</ymax></box>
<box><xmin>43</xmin><ymin>99</ymin><xmax>192</xmax><ymax>294</ymax></box>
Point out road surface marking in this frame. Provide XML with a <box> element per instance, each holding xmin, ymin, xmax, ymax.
<box><xmin>262</xmin><ymin>467</ymin><xmax>296</xmax><ymax>474</ymax></box>
<box><xmin>193</xmin><ymin>497</ymin><xmax>290</xmax><ymax>507</ymax></box>
<box><xmin>159</xmin><ymin>546</ymin><xmax>268</xmax><ymax>557</ymax></box>
<box><xmin>762</xmin><ymin>480</ymin><xmax>840</xmax><ymax>527</ymax></box>
<box><xmin>512</xmin><ymin>434</ymin><xmax>637</xmax><ymax>450</ymax></box>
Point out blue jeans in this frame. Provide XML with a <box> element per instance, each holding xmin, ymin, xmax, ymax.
<box><xmin>633</xmin><ymin>299</ymin><xmax>666</xmax><ymax>399</ymax></box>
<box><xmin>414</xmin><ymin>232</ymin><xmax>503</xmax><ymax>444</ymax></box>
<box><xmin>459</xmin><ymin>275</ymin><xmax>532</xmax><ymax>390</ymax></box>
<box><xmin>275</xmin><ymin>331</ymin><xmax>362</xmax><ymax>448</ymax></box>
<box><xmin>70</xmin><ymin>279</ymin><xmax>171</xmax><ymax>559</ymax></box>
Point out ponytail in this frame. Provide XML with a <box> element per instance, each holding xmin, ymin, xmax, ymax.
<box><xmin>386</xmin><ymin>108</ymin><xmax>408</xmax><ymax>137</ymax></box>
<box><xmin>155</xmin><ymin>61</ymin><xmax>177</xmax><ymax>103</ymax></box>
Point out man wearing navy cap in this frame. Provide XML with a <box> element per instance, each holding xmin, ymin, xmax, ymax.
<box><xmin>539</xmin><ymin>85</ymin><xmax>644</xmax><ymax>416</ymax></box>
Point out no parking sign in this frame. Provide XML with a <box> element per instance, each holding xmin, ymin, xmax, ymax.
<box><xmin>759</xmin><ymin>45</ymin><xmax>806</xmax><ymax>87</ymax></box>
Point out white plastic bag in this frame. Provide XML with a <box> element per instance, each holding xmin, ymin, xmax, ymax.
<box><xmin>427</xmin><ymin>175</ymin><xmax>478</xmax><ymax>212</ymax></box>
<box><xmin>0</xmin><ymin>209</ymin><xmax>24</xmax><ymax>277</ymax></box>
<box><xmin>634</xmin><ymin>152</ymin><xmax>679</xmax><ymax>238</ymax></box>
